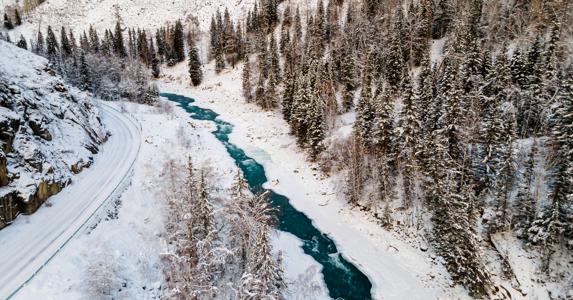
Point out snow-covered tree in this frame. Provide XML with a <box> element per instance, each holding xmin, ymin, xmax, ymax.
<box><xmin>188</xmin><ymin>45</ymin><xmax>202</xmax><ymax>86</ymax></box>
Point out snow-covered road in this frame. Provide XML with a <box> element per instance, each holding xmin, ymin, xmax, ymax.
<box><xmin>0</xmin><ymin>102</ymin><xmax>141</xmax><ymax>300</ymax></box>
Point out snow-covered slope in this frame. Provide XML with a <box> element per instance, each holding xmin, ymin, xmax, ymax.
<box><xmin>3</xmin><ymin>0</ymin><xmax>255</xmax><ymax>38</ymax></box>
<box><xmin>0</xmin><ymin>40</ymin><xmax>107</xmax><ymax>229</ymax></box>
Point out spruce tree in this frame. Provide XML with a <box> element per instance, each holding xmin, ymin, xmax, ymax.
<box><xmin>290</xmin><ymin>73</ymin><xmax>312</xmax><ymax>142</ymax></box>
<box><xmin>281</xmin><ymin>66</ymin><xmax>296</xmax><ymax>122</ymax></box>
<box><xmin>396</xmin><ymin>75</ymin><xmax>421</xmax><ymax>206</ymax></box>
<box><xmin>173</xmin><ymin>20</ymin><xmax>185</xmax><ymax>63</ymax></box>
<box><xmin>46</xmin><ymin>26</ymin><xmax>59</xmax><ymax>62</ymax></box>
<box><xmin>113</xmin><ymin>21</ymin><xmax>127</xmax><ymax>58</ymax></box>
<box><xmin>188</xmin><ymin>45</ymin><xmax>202</xmax><ymax>86</ymax></box>
<box><xmin>354</xmin><ymin>68</ymin><xmax>375</xmax><ymax>144</ymax></box>
<box><xmin>60</xmin><ymin>27</ymin><xmax>72</xmax><ymax>58</ymax></box>
<box><xmin>89</xmin><ymin>25</ymin><xmax>100</xmax><ymax>53</ymax></box>
<box><xmin>150</xmin><ymin>39</ymin><xmax>160</xmax><ymax>78</ymax></box>
<box><xmin>265</xmin><ymin>71</ymin><xmax>278</xmax><ymax>110</ymax></box>
<box><xmin>255</xmin><ymin>73</ymin><xmax>266</xmax><ymax>108</ymax></box>
<box><xmin>370</xmin><ymin>88</ymin><xmax>395</xmax><ymax>154</ymax></box>
<box><xmin>35</xmin><ymin>30</ymin><xmax>44</xmax><ymax>55</ymax></box>
<box><xmin>78</xmin><ymin>51</ymin><xmax>91</xmax><ymax>91</ymax></box>
<box><xmin>513</xmin><ymin>140</ymin><xmax>537</xmax><ymax>237</ymax></box>
<box><xmin>269</xmin><ymin>33</ymin><xmax>280</xmax><ymax>81</ymax></box>
<box><xmin>242</xmin><ymin>56</ymin><xmax>253</xmax><ymax>102</ymax></box>
<box><xmin>510</xmin><ymin>48</ymin><xmax>528</xmax><ymax>88</ymax></box>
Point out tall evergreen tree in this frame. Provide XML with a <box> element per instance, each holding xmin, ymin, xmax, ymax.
<box><xmin>78</xmin><ymin>51</ymin><xmax>91</xmax><ymax>91</ymax></box>
<box><xmin>150</xmin><ymin>39</ymin><xmax>160</xmax><ymax>78</ymax></box>
<box><xmin>173</xmin><ymin>20</ymin><xmax>185</xmax><ymax>63</ymax></box>
<box><xmin>354</xmin><ymin>67</ymin><xmax>375</xmax><ymax>144</ymax></box>
<box><xmin>46</xmin><ymin>25</ymin><xmax>59</xmax><ymax>62</ymax></box>
<box><xmin>188</xmin><ymin>45</ymin><xmax>203</xmax><ymax>86</ymax></box>
<box><xmin>242</xmin><ymin>56</ymin><xmax>253</xmax><ymax>102</ymax></box>
<box><xmin>60</xmin><ymin>27</ymin><xmax>72</xmax><ymax>58</ymax></box>
<box><xmin>113</xmin><ymin>21</ymin><xmax>127</xmax><ymax>58</ymax></box>
<box><xmin>35</xmin><ymin>30</ymin><xmax>44</xmax><ymax>55</ymax></box>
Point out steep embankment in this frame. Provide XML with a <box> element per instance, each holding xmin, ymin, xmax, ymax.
<box><xmin>0</xmin><ymin>40</ymin><xmax>107</xmax><ymax>229</ymax></box>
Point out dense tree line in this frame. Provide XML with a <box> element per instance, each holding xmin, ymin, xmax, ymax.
<box><xmin>162</xmin><ymin>160</ymin><xmax>287</xmax><ymax>299</ymax></box>
<box><xmin>16</xmin><ymin>21</ymin><xmax>161</xmax><ymax>103</ymax></box>
<box><xmin>229</xmin><ymin>0</ymin><xmax>572</xmax><ymax>297</ymax></box>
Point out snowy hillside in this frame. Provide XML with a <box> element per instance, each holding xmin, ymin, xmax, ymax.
<box><xmin>2</xmin><ymin>0</ymin><xmax>255</xmax><ymax>37</ymax></box>
<box><xmin>0</xmin><ymin>40</ymin><xmax>107</xmax><ymax>229</ymax></box>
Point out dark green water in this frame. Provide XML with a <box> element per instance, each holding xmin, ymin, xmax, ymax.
<box><xmin>162</xmin><ymin>93</ymin><xmax>373</xmax><ymax>300</ymax></box>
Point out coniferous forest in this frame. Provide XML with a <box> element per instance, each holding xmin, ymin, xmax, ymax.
<box><xmin>206</xmin><ymin>0</ymin><xmax>572</xmax><ymax>297</ymax></box>
<box><xmin>1</xmin><ymin>0</ymin><xmax>572</xmax><ymax>298</ymax></box>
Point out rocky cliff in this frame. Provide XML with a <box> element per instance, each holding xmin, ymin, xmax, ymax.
<box><xmin>0</xmin><ymin>41</ymin><xmax>107</xmax><ymax>229</ymax></box>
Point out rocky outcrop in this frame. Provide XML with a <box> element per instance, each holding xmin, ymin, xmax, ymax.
<box><xmin>0</xmin><ymin>41</ymin><xmax>108</xmax><ymax>230</ymax></box>
<box><xmin>0</xmin><ymin>191</ymin><xmax>20</xmax><ymax>229</ymax></box>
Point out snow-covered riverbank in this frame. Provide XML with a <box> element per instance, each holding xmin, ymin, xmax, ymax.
<box><xmin>159</xmin><ymin>62</ymin><xmax>465</xmax><ymax>300</ymax></box>
<box><xmin>14</xmin><ymin>100</ymin><xmax>329</xmax><ymax>299</ymax></box>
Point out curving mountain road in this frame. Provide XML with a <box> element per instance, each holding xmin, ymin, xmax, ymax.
<box><xmin>0</xmin><ymin>102</ymin><xmax>141</xmax><ymax>300</ymax></box>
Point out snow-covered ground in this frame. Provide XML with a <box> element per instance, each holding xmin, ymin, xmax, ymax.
<box><xmin>14</xmin><ymin>100</ymin><xmax>329</xmax><ymax>300</ymax></box>
<box><xmin>0</xmin><ymin>101</ymin><xmax>140</xmax><ymax>299</ymax></box>
<box><xmin>158</xmin><ymin>61</ymin><xmax>464</xmax><ymax>300</ymax></box>
<box><xmin>2</xmin><ymin>0</ymin><xmax>254</xmax><ymax>40</ymax></box>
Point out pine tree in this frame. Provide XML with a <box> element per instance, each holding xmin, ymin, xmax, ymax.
<box><xmin>370</xmin><ymin>88</ymin><xmax>395</xmax><ymax>154</ymax></box>
<box><xmin>215</xmin><ymin>49</ymin><xmax>225</xmax><ymax>73</ymax></box>
<box><xmin>3</xmin><ymin>13</ymin><xmax>13</xmax><ymax>30</ymax></box>
<box><xmin>78</xmin><ymin>51</ymin><xmax>91</xmax><ymax>91</ymax></box>
<box><xmin>242</xmin><ymin>56</ymin><xmax>253</xmax><ymax>102</ymax></box>
<box><xmin>255</xmin><ymin>73</ymin><xmax>266</xmax><ymax>108</ymax></box>
<box><xmin>492</xmin><ymin>105</ymin><xmax>517</xmax><ymax>233</ymax></box>
<box><xmin>242</xmin><ymin>225</ymin><xmax>287</xmax><ymax>298</ymax></box>
<box><xmin>113</xmin><ymin>21</ymin><xmax>127</xmax><ymax>58</ymax></box>
<box><xmin>46</xmin><ymin>26</ymin><xmax>59</xmax><ymax>62</ymax></box>
<box><xmin>89</xmin><ymin>25</ymin><xmax>100</xmax><ymax>53</ymax></box>
<box><xmin>354</xmin><ymin>68</ymin><xmax>375</xmax><ymax>144</ymax></box>
<box><xmin>150</xmin><ymin>38</ymin><xmax>160</xmax><ymax>78</ymax></box>
<box><xmin>188</xmin><ymin>45</ymin><xmax>202</xmax><ymax>86</ymax></box>
<box><xmin>281</xmin><ymin>66</ymin><xmax>296</xmax><ymax>122</ymax></box>
<box><xmin>269</xmin><ymin>33</ymin><xmax>280</xmax><ymax>81</ymax></box>
<box><xmin>60</xmin><ymin>27</ymin><xmax>72</xmax><ymax>58</ymax></box>
<box><xmin>385</xmin><ymin>29</ymin><xmax>406</xmax><ymax>90</ymax></box>
<box><xmin>265</xmin><ymin>71</ymin><xmax>278</xmax><ymax>110</ymax></box>
<box><xmin>290</xmin><ymin>72</ymin><xmax>312</xmax><ymax>143</ymax></box>
<box><xmin>68</xmin><ymin>29</ymin><xmax>77</xmax><ymax>55</ymax></box>
<box><xmin>396</xmin><ymin>75</ymin><xmax>421</xmax><ymax>206</ymax></box>
<box><xmin>35</xmin><ymin>30</ymin><xmax>44</xmax><ymax>55</ymax></box>
<box><xmin>513</xmin><ymin>140</ymin><xmax>537</xmax><ymax>237</ymax></box>
<box><xmin>510</xmin><ymin>48</ymin><xmax>528</xmax><ymax>88</ymax></box>
<box><xmin>307</xmin><ymin>87</ymin><xmax>325</xmax><ymax>159</ymax></box>
<box><xmin>173</xmin><ymin>20</ymin><xmax>185</xmax><ymax>63</ymax></box>
<box><xmin>193</xmin><ymin>171</ymin><xmax>214</xmax><ymax>240</ymax></box>
<box><xmin>338</xmin><ymin>42</ymin><xmax>357</xmax><ymax>112</ymax></box>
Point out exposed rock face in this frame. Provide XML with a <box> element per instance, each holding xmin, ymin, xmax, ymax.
<box><xmin>0</xmin><ymin>41</ymin><xmax>108</xmax><ymax>229</ymax></box>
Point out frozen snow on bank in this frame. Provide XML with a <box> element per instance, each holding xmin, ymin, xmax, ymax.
<box><xmin>158</xmin><ymin>61</ymin><xmax>462</xmax><ymax>299</ymax></box>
